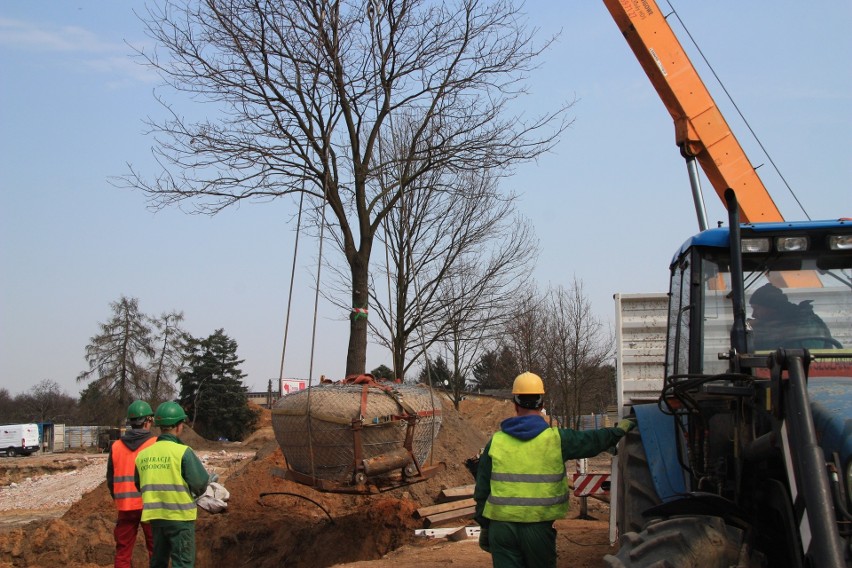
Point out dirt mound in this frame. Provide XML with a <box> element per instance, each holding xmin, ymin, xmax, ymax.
<box><xmin>175</xmin><ymin>424</ymin><xmax>222</xmax><ymax>451</ymax></box>
<box><xmin>249</xmin><ymin>400</ymin><xmax>273</xmax><ymax>428</ymax></box>
<box><xmin>0</xmin><ymin>394</ymin><xmax>508</xmax><ymax>568</ymax></box>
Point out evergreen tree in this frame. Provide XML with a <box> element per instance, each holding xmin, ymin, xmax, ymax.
<box><xmin>472</xmin><ymin>346</ymin><xmax>518</xmax><ymax>390</ymax></box>
<box><xmin>78</xmin><ymin>382</ymin><xmax>123</xmax><ymax>426</ymax></box>
<box><xmin>369</xmin><ymin>365</ymin><xmax>395</xmax><ymax>381</ymax></box>
<box><xmin>417</xmin><ymin>356</ymin><xmax>452</xmax><ymax>390</ymax></box>
<box><xmin>178</xmin><ymin>329</ymin><xmax>258</xmax><ymax>441</ymax></box>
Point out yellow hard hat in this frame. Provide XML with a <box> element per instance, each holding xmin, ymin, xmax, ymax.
<box><xmin>512</xmin><ymin>372</ymin><xmax>545</xmax><ymax>395</ymax></box>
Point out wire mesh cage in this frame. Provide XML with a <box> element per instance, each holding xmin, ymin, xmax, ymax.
<box><xmin>272</xmin><ymin>382</ymin><xmax>442</xmax><ymax>486</ymax></box>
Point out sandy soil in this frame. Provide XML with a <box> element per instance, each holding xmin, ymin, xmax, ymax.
<box><xmin>0</xmin><ymin>395</ymin><xmax>617</xmax><ymax>568</ymax></box>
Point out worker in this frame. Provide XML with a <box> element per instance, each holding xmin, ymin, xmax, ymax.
<box><xmin>473</xmin><ymin>372</ymin><xmax>635</xmax><ymax>568</ymax></box>
<box><xmin>135</xmin><ymin>401</ymin><xmax>214</xmax><ymax>568</ymax></box>
<box><xmin>107</xmin><ymin>400</ymin><xmax>157</xmax><ymax>568</ymax></box>
<box><xmin>748</xmin><ymin>283</ymin><xmax>835</xmax><ymax>350</ymax></box>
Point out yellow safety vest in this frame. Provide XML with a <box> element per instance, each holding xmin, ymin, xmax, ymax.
<box><xmin>136</xmin><ymin>439</ymin><xmax>197</xmax><ymax>522</ymax></box>
<box><xmin>483</xmin><ymin>428</ymin><xmax>568</xmax><ymax>522</ymax></box>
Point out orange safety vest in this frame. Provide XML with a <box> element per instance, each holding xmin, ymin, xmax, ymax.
<box><xmin>111</xmin><ymin>436</ymin><xmax>156</xmax><ymax>511</ymax></box>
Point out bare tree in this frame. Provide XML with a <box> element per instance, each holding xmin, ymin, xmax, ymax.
<box><xmin>119</xmin><ymin>0</ymin><xmax>570</xmax><ymax>376</ymax></box>
<box><xmin>542</xmin><ymin>280</ymin><xmax>612</xmax><ymax>427</ymax></box>
<box><xmin>77</xmin><ymin>296</ymin><xmax>154</xmax><ymax>419</ymax></box>
<box><xmin>353</xmin><ymin>162</ymin><xmax>536</xmax><ymax>382</ymax></box>
<box><xmin>502</xmin><ymin>287</ymin><xmax>549</xmax><ymax>379</ymax></box>
<box><xmin>148</xmin><ymin>310</ymin><xmax>188</xmax><ymax>403</ymax></box>
<box><xmin>18</xmin><ymin>380</ymin><xmax>77</xmax><ymax>424</ymax></box>
<box><xmin>435</xmin><ymin>225</ymin><xmax>536</xmax><ymax>408</ymax></box>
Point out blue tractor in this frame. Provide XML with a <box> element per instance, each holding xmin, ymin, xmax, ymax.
<box><xmin>607</xmin><ymin>194</ymin><xmax>852</xmax><ymax>567</ymax></box>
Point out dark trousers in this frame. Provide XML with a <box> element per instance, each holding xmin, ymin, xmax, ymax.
<box><xmin>150</xmin><ymin>520</ymin><xmax>196</xmax><ymax>568</ymax></box>
<box><xmin>489</xmin><ymin>520</ymin><xmax>557</xmax><ymax>568</ymax></box>
<box><xmin>114</xmin><ymin>509</ymin><xmax>153</xmax><ymax>568</ymax></box>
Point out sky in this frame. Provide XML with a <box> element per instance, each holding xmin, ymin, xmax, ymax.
<box><xmin>1</xmin><ymin>1</ymin><xmax>850</xmax><ymax>397</ymax></box>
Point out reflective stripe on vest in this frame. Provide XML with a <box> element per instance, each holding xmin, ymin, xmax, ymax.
<box><xmin>111</xmin><ymin>436</ymin><xmax>156</xmax><ymax>511</ymax></box>
<box><xmin>483</xmin><ymin>428</ymin><xmax>569</xmax><ymax>522</ymax></box>
<box><xmin>136</xmin><ymin>439</ymin><xmax>196</xmax><ymax>522</ymax></box>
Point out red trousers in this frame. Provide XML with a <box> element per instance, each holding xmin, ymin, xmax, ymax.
<box><xmin>114</xmin><ymin>509</ymin><xmax>153</xmax><ymax>568</ymax></box>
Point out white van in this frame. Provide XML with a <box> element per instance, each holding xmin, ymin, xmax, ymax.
<box><xmin>0</xmin><ymin>423</ymin><xmax>40</xmax><ymax>456</ymax></box>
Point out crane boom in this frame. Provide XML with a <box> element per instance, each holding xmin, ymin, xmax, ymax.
<box><xmin>603</xmin><ymin>0</ymin><xmax>784</xmax><ymax>224</ymax></box>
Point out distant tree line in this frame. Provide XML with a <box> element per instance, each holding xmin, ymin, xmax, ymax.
<box><xmin>0</xmin><ymin>380</ymin><xmax>80</xmax><ymax>425</ymax></box>
<box><xmin>3</xmin><ymin>297</ymin><xmax>258</xmax><ymax>442</ymax></box>
<box><xmin>413</xmin><ymin>278</ymin><xmax>615</xmax><ymax>428</ymax></box>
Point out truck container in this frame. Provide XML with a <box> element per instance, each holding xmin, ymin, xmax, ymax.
<box><xmin>609</xmin><ymin>292</ymin><xmax>667</xmax><ymax>543</ymax></box>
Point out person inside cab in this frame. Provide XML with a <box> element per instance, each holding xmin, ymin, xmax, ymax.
<box><xmin>747</xmin><ymin>283</ymin><xmax>837</xmax><ymax>350</ymax></box>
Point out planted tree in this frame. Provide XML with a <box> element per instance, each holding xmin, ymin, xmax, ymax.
<box><xmin>121</xmin><ymin>0</ymin><xmax>569</xmax><ymax>377</ymax></box>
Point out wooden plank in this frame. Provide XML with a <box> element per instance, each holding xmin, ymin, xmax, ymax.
<box><xmin>414</xmin><ymin>526</ymin><xmax>481</xmax><ymax>539</ymax></box>
<box><xmin>438</xmin><ymin>484</ymin><xmax>476</xmax><ymax>502</ymax></box>
<box><xmin>423</xmin><ymin>506</ymin><xmax>476</xmax><ymax>528</ymax></box>
<box><xmin>415</xmin><ymin>498</ymin><xmax>476</xmax><ymax>519</ymax></box>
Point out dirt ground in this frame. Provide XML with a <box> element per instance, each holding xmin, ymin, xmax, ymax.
<box><xmin>0</xmin><ymin>395</ymin><xmax>617</xmax><ymax>568</ymax></box>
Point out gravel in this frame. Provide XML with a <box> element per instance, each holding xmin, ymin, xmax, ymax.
<box><xmin>0</xmin><ymin>450</ymin><xmax>255</xmax><ymax>513</ymax></box>
<box><xmin>0</xmin><ymin>456</ymin><xmax>108</xmax><ymax>511</ymax></box>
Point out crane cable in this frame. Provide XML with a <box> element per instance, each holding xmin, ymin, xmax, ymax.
<box><xmin>277</xmin><ymin>190</ymin><xmax>305</xmax><ymax>385</ymax></box>
<box><xmin>664</xmin><ymin>1</ymin><xmax>811</xmax><ymax>220</ymax></box>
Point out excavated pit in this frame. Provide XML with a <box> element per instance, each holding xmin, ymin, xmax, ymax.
<box><xmin>0</xmin><ymin>395</ymin><xmax>509</xmax><ymax>567</ymax></box>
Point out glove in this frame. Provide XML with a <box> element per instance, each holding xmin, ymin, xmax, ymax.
<box><xmin>478</xmin><ymin>528</ymin><xmax>490</xmax><ymax>553</ymax></box>
<box><xmin>197</xmin><ymin>481</ymin><xmax>229</xmax><ymax>514</ymax></box>
<box><xmin>617</xmin><ymin>418</ymin><xmax>636</xmax><ymax>434</ymax></box>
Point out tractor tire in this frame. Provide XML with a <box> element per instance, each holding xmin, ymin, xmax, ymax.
<box><xmin>616</xmin><ymin>427</ymin><xmax>662</xmax><ymax>535</ymax></box>
<box><xmin>604</xmin><ymin>515</ymin><xmax>763</xmax><ymax>567</ymax></box>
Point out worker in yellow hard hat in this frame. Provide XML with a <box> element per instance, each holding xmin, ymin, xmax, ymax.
<box><xmin>473</xmin><ymin>372</ymin><xmax>634</xmax><ymax>568</ymax></box>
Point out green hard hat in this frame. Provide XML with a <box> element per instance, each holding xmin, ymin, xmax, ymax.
<box><xmin>127</xmin><ymin>400</ymin><xmax>154</xmax><ymax>420</ymax></box>
<box><xmin>154</xmin><ymin>401</ymin><xmax>188</xmax><ymax>427</ymax></box>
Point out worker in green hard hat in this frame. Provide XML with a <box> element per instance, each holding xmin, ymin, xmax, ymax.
<box><xmin>107</xmin><ymin>400</ymin><xmax>156</xmax><ymax>568</ymax></box>
<box><xmin>135</xmin><ymin>401</ymin><xmax>215</xmax><ymax>568</ymax></box>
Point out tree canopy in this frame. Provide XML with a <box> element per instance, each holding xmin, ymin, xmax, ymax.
<box><xmin>121</xmin><ymin>0</ymin><xmax>570</xmax><ymax>377</ymax></box>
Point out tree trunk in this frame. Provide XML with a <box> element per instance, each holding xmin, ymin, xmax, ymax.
<box><xmin>346</xmin><ymin>249</ymin><xmax>371</xmax><ymax>376</ymax></box>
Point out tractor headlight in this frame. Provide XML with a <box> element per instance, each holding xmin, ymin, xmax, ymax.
<box><xmin>776</xmin><ymin>236</ymin><xmax>808</xmax><ymax>252</ymax></box>
<box><xmin>742</xmin><ymin>238</ymin><xmax>770</xmax><ymax>253</ymax></box>
<box><xmin>829</xmin><ymin>235</ymin><xmax>852</xmax><ymax>250</ymax></box>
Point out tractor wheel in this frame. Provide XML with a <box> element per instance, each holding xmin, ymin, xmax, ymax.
<box><xmin>616</xmin><ymin>427</ymin><xmax>662</xmax><ymax>534</ymax></box>
<box><xmin>604</xmin><ymin>515</ymin><xmax>763</xmax><ymax>567</ymax></box>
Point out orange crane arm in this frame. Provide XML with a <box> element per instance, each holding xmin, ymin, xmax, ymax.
<box><xmin>603</xmin><ymin>0</ymin><xmax>783</xmax><ymax>223</ymax></box>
